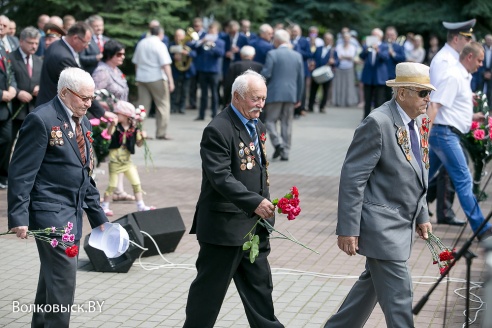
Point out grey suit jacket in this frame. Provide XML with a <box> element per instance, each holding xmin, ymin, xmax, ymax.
<box><xmin>261</xmin><ymin>46</ymin><xmax>304</xmax><ymax>104</ymax></box>
<box><xmin>336</xmin><ymin>99</ymin><xmax>429</xmax><ymax>261</ymax></box>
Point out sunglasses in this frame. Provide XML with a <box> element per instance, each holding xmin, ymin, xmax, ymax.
<box><xmin>404</xmin><ymin>88</ymin><xmax>431</xmax><ymax>98</ymax></box>
<box><xmin>67</xmin><ymin>88</ymin><xmax>96</xmax><ymax>102</ymax></box>
<box><xmin>115</xmin><ymin>52</ymin><xmax>125</xmax><ymax>58</ymax></box>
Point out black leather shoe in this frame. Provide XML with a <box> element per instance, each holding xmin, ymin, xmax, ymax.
<box><xmin>280</xmin><ymin>157</ymin><xmax>289</xmax><ymax>161</ymax></box>
<box><xmin>478</xmin><ymin>228</ymin><xmax>492</xmax><ymax>241</ymax></box>
<box><xmin>437</xmin><ymin>218</ymin><xmax>466</xmax><ymax>226</ymax></box>
<box><xmin>273</xmin><ymin>145</ymin><xmax>282</xmax><ymax>159</ymax></box>
<box><xmin>194</xmin><ymin>117</ymin><xmax>204</xmax><ymax>121</ymax></box>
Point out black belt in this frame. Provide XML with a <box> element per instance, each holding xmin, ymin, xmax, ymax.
<box><xmin>433</xmin><ymin>124</ymin><xmax>463</xmax><ymax>136</ymax></box>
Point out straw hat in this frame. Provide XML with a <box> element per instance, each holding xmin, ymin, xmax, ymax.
<box><xmin>386</xmin><ymin>62</ymin><xmax>436</xmax><ymax>91</ymax></box>
<box><xmin>113</xmin><ymin>100</ymin><xmax>136</xmax><ymax>118</ymax></box>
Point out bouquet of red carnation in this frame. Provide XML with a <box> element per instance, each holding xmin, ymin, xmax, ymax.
<box><xmin>243</xmin><ymin>186</ymin><xmax>317</xmax><ymax>263</ymax></box>
<box><xmin>1</xmin><ymin>222</ymin><xmax>79</xmax><ymax>257</ymax></box>
<box><xmin>425</xmin><ymin>231</ymin><xmax>455</xmax><ymax>275</ymax></box>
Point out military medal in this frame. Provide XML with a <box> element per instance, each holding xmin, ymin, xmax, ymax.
<box><xmin>249</xmin><ymin>142</ymin><xmax>255</xmax><ymax>151</ymax></box>
<box><xmin>50</xmin><ymin>126</ymin><xmax>64</xmax><ymax>147</ymax></box>
<box><xmin>63</xmin><ymin>122</ymin><xmax>69</xmax><ymax>130</ymax></box>
<box><xmin>239</xmin><ymin>142</ymin><xmax>244</xmax><ymax>148</ymax></box>
<box><xmin>240</xmin><ymin>164</ymin><xmax>246</xmax><ymax>170</ymax></box>
<box><xmin>246</xmin><ymin>162</ymin><xmax>253</xmax><ymax>170</ymax></box>
<box><xmin>56</xmin><ymin>130</ymin><xmax>62</xmax><ymax>138</ymax></box>
<box><xmin>238</xmin><ymin>149</ymin><xmax>244</xmax><ymax>157</ymax></box>
<box><xmin>68</xmin><ymin>131</ymin><xmax>74</xmax><ymax>138</ymax></box>
<box><xmin>244</xmin><ymin>147</ymin><xmax>250</xmax><ymax>155</ymax></box>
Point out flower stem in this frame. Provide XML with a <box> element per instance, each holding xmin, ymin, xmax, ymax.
<box><xmin>258</xmin><ymin>219</ymin><xmax>319</xmax><ymax>255</ymax></box>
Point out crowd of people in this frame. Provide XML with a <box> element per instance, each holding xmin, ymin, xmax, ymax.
<box><xmin>3</xmin><ymin>11</ymin><xmax>492</xmax><ymax>328</ymax></box>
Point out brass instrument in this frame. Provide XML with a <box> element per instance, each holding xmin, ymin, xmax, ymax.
<box><xmin>174</xmin><ymin>27</ymin><xmax>199</xmax><ymax>72</ymax></box>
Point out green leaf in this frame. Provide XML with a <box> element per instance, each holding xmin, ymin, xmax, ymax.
<box><xmin>252</xmin><ymin>234</ymin><xmax>260</xmax><ymax>244</ymax></box>
<box><xmin>243</xmin><ymin>241</ymin><xmax>252</xmax><ymax>250</ymax></box>
<box><xmin>249</xmin><ymin>242</ymin><xmax>259</xmax><ymax>263</ymax></box>
<box><xmin>272</xmin><ymin>198</ymin><xmax>279</xmax><ymax>205</ymax></box>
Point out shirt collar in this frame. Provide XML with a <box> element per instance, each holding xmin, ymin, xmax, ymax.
<box><xmin>457</xmin><ymin>61</ymin><xmax>471</xmax><ymax>80</ymax></box>
<box><xmin>231</xmin><ymin>104</ymin><xmax>257</xmax><ymax>127</ymax></box>
<box><xmin>58</xmin><ymin>95</ymin><xmax>75</xmax><ymax>120</ymax></box>
<box><xmin>18</xmin><ymin>48</ymin><xmax>28</xmax><ymax>59</ymax></box>
<box><xmin>62</xmin><ymin>37</ymin><xmax>79</xmax><ymax>59</ymax></box>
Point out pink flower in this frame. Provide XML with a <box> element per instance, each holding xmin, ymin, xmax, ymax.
<box><xmin>291</xmin><ymin>207</ymin><xmax>301</xmax><ymax>217</ymax></box>
<box><xmin>287</xmin><ymin>212</ymin><xmax>296</xmax><ymax>220</ymax></box>
<box><xmin>100</xmin><ymin>116</ymin><xmax>109</xmax><ymax>123</ymax></box>
<box><xmin>51</xmin><ymin>226</ymin><xmax>56</xmax><ymax>233</ymax></box>
<box><xmin>62</xmin><ymin>234</ymin><xmax>70</xmax><ymax>242</ymax></box>
<box><xmin>473</xmin><ymin>129</ymin><xmax>485</xmax><ymax>140</ymax></box>
<box><xmin>67</xmin><ymin>222</ymin><xmax>73</xmax><ymax>229</ymax></box>
<box><xmin>69</xmin><ymin>234</ymin><xmax>75</xmax><ymax>242</ymax></box>
<box><xmin>101</xmin><ymin>129</ymin><xmax>112</xmax><ymax>140</ymax></box>
<box><xmin>50</xmin><ymin>239</ymin><xmax>58</xmax><ymax>248</ymax></box>
<box><xmin>89</xmin><ymin>118</ymin><xmax>101</xmax><ymax>126</ymax></box>
<box><xmin>65</xmin><ymin>227</ymin><xmax>71</xmax><ymax>234</ymax></box>
<box><xmin>291</xmin><ymin>186</ymin><xmax>299</xmax><ymax>197</ymax></box>
<box><xmin>471</xmin><ymin>121</ymin><xmax>479</xmax><ymax>130</ymax></box>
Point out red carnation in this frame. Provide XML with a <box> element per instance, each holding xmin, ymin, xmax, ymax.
<box><xmin>289</xmin><ymin>197</ymin><xmax>300</xmax><ymax>207</ymax></box>
<box><xmin>473</xmin><ymin>129</ymin><xmax>485</xmax><ymax>140</ymax></box>
<box><xmin>291</xmin><ymin>186</ymin><xmax>299</xmax><ymax>197</ymax></box>
<box><xmin>65</xmin><ymin>245</ymin><xmax>79</xmax><ymax>258</ymax></box>
<box><xmin>471</xmin><ymin>121</ymin><xmax>479</xmax><ymax>130</ymax></box>
<box><xmin>439</xmin><ymin>266</ymin><xmax>448</xmax><ymax>275</ymax></box>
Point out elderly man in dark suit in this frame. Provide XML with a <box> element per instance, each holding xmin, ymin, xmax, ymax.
<box><xmin>262</xmin><ymin>29</ymin><xmax>304</xmax><ymax>161</ymax></box>
<box><xmin>9</xmin><ymin>27</ymin><xmax>42</xmax><ymax>149</ymax></box>
<box><xmin>360</xmin><ymin>27</ymin><xmax>390</xmax><ymax>118</ymax></box>
<box><xmin>252</xmin><ymin>24</ymin><xmax>274</xmax><ymax>65</ymax></box>
<box><xmin>8</xmin><ymin>67</ymin><xmax>108</xmax><ymax>328</ymax></box>
<box><xmin>325</xmin><ymin>63</ymin><xmax>434</xmax><ymax>327</ymax></box>
<box><xmin>79</xmin><ymin>15</ymin><xmax>110</xmax><ymax>75</ymax></box>
<box><xmin>0</xmin><ymin>18</ymin><xmax>18</xmax><ymax>190</ymax></box>
<box><xmin>36</xmin><ymin>22</ymin><xmax>115</xmax><ymax>121</ymax></box>
<box><xmin>223</xmin><ymin>45</ymin><xmax>263</xmax><ymax>106</ymax></box>
<box><xmin>184</xmin><ymin>70</ymin><xmax>283</xmax><ymax>328</ymax></box>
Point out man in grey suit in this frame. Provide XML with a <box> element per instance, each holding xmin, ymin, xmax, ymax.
<box><xmin>8</xmin><ymin>67</ymin><xmax>108</xmax><ymax>327</ymax></box>
<box><xmin>261</xmin><ymin>29</ymin><xmax>304</xmax><ymax>161</ymax></box>
<box><xmin>325</xmin><ymin>62</ymin><xmax>434</xmax><ymax>328</ymax></box>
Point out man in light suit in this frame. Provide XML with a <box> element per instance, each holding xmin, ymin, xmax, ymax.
<box><xmin>36</xmin><ymin>22</ymin><xmax>115</xmax><ymax>121</ymax></box>
<box><xmin>184</xmin><ymin>70</ymin><xmax>283</xmax><ymax>328</ymax></box>
<box><xmin>261</xmin><ymin>29</ymin><xmax>304</xmax><ymax>161</ymax></box>
<box><xmin>8</xmin><ymin>67</ymin><xmax>108</xmax><ymax>328</ymax></box>
<box><xmin>325</xmin><ymin>62</ymin><xmax>434</xmax><ymax>328</ymax></box>
<box><xmin>79</xmin><ymin>15</ymin><xmax>110</xmax><ymax>75</ymax></box>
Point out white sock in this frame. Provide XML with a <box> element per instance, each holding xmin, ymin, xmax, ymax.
<box><xmin>101</xmin><ymin>202</ymin><xmax>110</xmax><ymax>210</ymax></box>
<box><xmin>137</xmin><ymin>200</ymin><xmax>145</xmax><ymax>210</ymax></box>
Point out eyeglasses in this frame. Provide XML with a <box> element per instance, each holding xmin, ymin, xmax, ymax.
<box><xmin>404</xmin><ymin>88</ymin><xmax>431</xmax><ymax>98</ymax></box>
<box><xmin>67</xmin><ymin>88</ymin><xmax>96</xmax><ymax>102</ymax></box>
<box><xmin>77</xmin><ymin>36</ymin><xmax>91</xmax><ymax>46</ymax></box>
<box><xmin>115</xmin><ymin>52</ymin><xmax>125</xmax><ymax>58</ymax></box>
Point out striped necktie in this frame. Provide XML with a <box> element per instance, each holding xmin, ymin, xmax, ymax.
<box><xmin>72</xmin><ymin>116</ymin><xmax>86</xmax><ymax>164</ymax></box>
<box><xmin>409</xmin><ymin>120</ymin><xmax>422</xmax><ymax>171</ymax></box>
<box><xmin>246</xmin><ymin>120</ymin><xmax>261</xmax><ymax>163</ymax></box>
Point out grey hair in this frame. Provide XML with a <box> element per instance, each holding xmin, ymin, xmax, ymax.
<box><xmin>20</xmin><ymin>26</ymin><xmax>40</xmax><ymax>41</ymax></box>
<box><xmin>274</xmin><ymin>29</ymin><xmax>290</xmax><ymax>44</ymax></box>
<box><xmin>258</xmin><ymin>24</ymin><xmax>272</xmax><ymax>34</ymax></box>
<box><xmin>240</xmin><ymin>45</ymin><xmax>255</xmax><ymax>58</ymax></box>
<box><xmin>87</xmin><ymin>15</ymin><xmax>104</xmax><ymax>26</ymax></box>
<box><xmin>231</xmin><ymin>70</ymin><xmax>266</xmax><ymax>98</ymax></box>
<box><xmin>57</xmin><ymin>67</ymin><xmax>95</xmax><ymax>94</ymax></box>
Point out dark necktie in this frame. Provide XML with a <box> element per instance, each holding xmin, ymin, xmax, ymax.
<box><xmin>408</xmin><ymin>120</ymin><xmax>422</xmax><ymax>171</ymax></box>
<box><xmin>73</xmin><ymin>116</ymin><xmax>86</xmax><ymax>164</ymax></box>
<box><xmin>246</xmin><ymin>120</ymin><xmax>261</xmax><ymax>163</ymax></box>
<box><xmin>26</xmin><ymin>54</ymin><xmax>32</xmax><ymax>77</ymax></box>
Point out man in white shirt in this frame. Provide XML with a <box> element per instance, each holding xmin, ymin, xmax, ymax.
<box><xmin>427</xmin><ymin>19</ymin><xmax>475</xmax><ymax>226</ymax></box>
<box><xmin>133</xmin><ymin>26</ymin><xmax>174</xmax><ymax>140</ymax></box>
<box><xmin>428</xmin><ymin>41</ymin><xmax>492</xmax><ymax>240</ymax></box>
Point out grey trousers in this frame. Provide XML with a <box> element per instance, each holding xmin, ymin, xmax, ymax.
<box><xmin>264</xmin><ymin>102</ymin><xmax>294</xmax><ymax>159</ymax></box>
<box><xmin>324</xmin><ymin>257</ymin><xmax>414</xmax><ymax>328</ymax></box>
<box><xmin>137</xmin><ymin>79</ymin><xmax>170</xmax><ymax>138</ymax></box>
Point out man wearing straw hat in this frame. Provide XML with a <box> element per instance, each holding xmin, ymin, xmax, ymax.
<box><xmin>325</xmin><ymin>62</ymin><xmax>433</xmax><ymax>328</ymax></box>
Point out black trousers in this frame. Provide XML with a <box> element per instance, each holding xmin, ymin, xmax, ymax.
<box><xmin>32</xmin><ymin>239</ymin><xmax>79</xmax><ymax>328</ymax></box>
<box><xmin>427</xmin><ymin>166</ymin><xmax>457</xmax><ymax>222</ymax></box>
<box><xmin>0</xmin><ymin>118</ymin><xmax>12</xmax><ymax>184</ymax></box>
<box><xmin>363</xmin><ymin>84</ymin><xmax>386</xmax><ymax>118</ymax></box>
<box><xmin>198</xmin><ymin>72</ymin><xmax>219</xmax><ymax>119</ymax></box>
<box><xmin>171</xmin><ymin>74</ymin><xmax>190</xmax><ymax>113</ymax></box>
<box><xmin>184</xmin><ymin>227</ymin><xmax>283</xmax><ymax>328</ymax></box>
<box><xmin>309</xmin><ymin>80</ymin><xmax>331</xmax><ymax>112</ymax></box>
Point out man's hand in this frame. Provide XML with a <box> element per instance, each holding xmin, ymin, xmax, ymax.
<box><xmin>416</xmin><ymin>222</ymin><xmax>432</xmax><ymax>240</ymax></box>
<box><xmin>337</xmin><ymin>236</ymin><xmax>359</xmax><ymax>256</ymax></box>
<box><xmin>168</xmin><ymin>80</ymin><xmax>175</xmax><ymax>93</ymax></box>
<box><xmin>484</xmin><ymin>71</ymin><xmax>491</xmax><ymax>80</ymax></box>
<box><xmin>32</xmin><ymin>85</ymin><xmax>39</xmax><ymax>97</ymax></box>
<box><xmin>2</xmin><ymin>86</ymin><xmax>16</xmax><ymax>102</ymax></box>
<box><xmin>17</xmin><ymin>90</ymin><xmax>33</xmax><ymax>103</ymax></box>
<box><xmin>473</xmin><ymin>112</ymin><xmax>485</xmax><ymax>123</ymax></box>
<box><xmin>254</xmin><ymin>199</ymin><xmax>275</xmax><ymax>219</ymax></box>
<box><xmin>10</xmin><ymin>226</ymin><xmax>29</xmax><ymax>239</ymax></box>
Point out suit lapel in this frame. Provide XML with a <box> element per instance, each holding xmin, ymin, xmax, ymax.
<box><xmin>389</xmin><ymin>100</ymin><xmax>424</xmax><ymax>186</ymax></box>
<box><xmin>54</xmin><ymin>97</ymin><xmax>83</xmax><ymax>164</ymax></box>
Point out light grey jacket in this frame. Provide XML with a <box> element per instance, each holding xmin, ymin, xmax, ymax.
<box><xmin>336</xmin><ymin>99</ymin><xmax>429</xmax><ymax>261</ymax></box>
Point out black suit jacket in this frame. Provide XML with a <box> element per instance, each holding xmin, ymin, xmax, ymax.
<box><xmin>0</xmin><ymin>46</ymin><xmax>17</xmax><ymax>121</ymax></box>
<box><xmin>8</xmin><ymin>97</ymin><xmax>107</xmax><ymax>240</ymax></box>
<box><xmin>80</xmin><ymin>35</ymin><xmax>110</xmax><ymax>75</ymax></box>
<box><xmin>9</xmin><ymin>49</ymin><xmax>42</xmax><ymax>120</ymax></box>
<box><xmin>36</xmin><ymin>40</ymin><xmax>105</xmax><ymax>118</ymax></box>
<box><xmin>223</xmin><ymin>60</ymin><xmax>263</xmax><ymax>105</ymax></box>
<box><xmin>190</xmin><ymin>106</ymin><xmax>273</xmax><ymax>246</ymax></box>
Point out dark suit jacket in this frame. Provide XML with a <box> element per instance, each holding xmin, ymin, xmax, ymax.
<box><xmin>79</xmin><ymin>35</ymin><xmax>110</xmax><ymax>75</ymax></box>
<box><xmin>313</xmin><ymin>46</ymin><xmax>339</xmax><ymax>68</ymax></box>
<box><xmin>220</xmin><ymin>33</ymin><xmax>249</xmax><ymax>77</ymax></box>
<box><xmin>384</xmin><ymin>42</ymin><xmax>406</xmax><ymax>79</ymax></box>
<box><xmin>223</xmin><ymin>60</ymin><xmax>263</xmax><ymax>105</ymax></box>
<box><xmin>9</xmin><ymin>49</ymin><xmax>42</xmax><ymax>120</ymax></box>
<box><xmin>0</xmin><ymin>47</ymin><xmax>18</xmax><ymax>121</ymax></box>
<box><xmin>190</xmin><ymin>106</ymin><xmax>273</xmax><ymax>246</ymax></box>
<box><xmin>36</xmin><ymin>40</ymin><xmax>105</xmax><ymax>118</ymax></box>
<box><xmin>193</xmin><ymin>38</ymin><xmax>225</xmax><ymax>73</ymax></box>
<box><xmin>293</xmin><ymin>37</ymin><xmax>312</xmax><ymax>77</ymax></box>
<box><xmin>8</xmin><ymin>96</ymin><xmax>107</xmax><ymax>240</ymax></box>
<box><xmin>252</xmin><ymin>38</ymin><xmax>273</xmax><ymax>65</ymax></box>
<box><xmin>360</xmin><ymin>44</ymin><xmax>390</xmax><ymax>85</ymax></box>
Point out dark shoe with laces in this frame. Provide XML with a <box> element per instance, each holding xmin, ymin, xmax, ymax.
<box><xmin>437</xmin><ymin>218</ymin><xmax>466</xmax><ymax>226</ymax></box>
<box><xmin>273</xmin><ymin>145</ymin><xmax>282</xmax><ymax>159</ymax></box>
